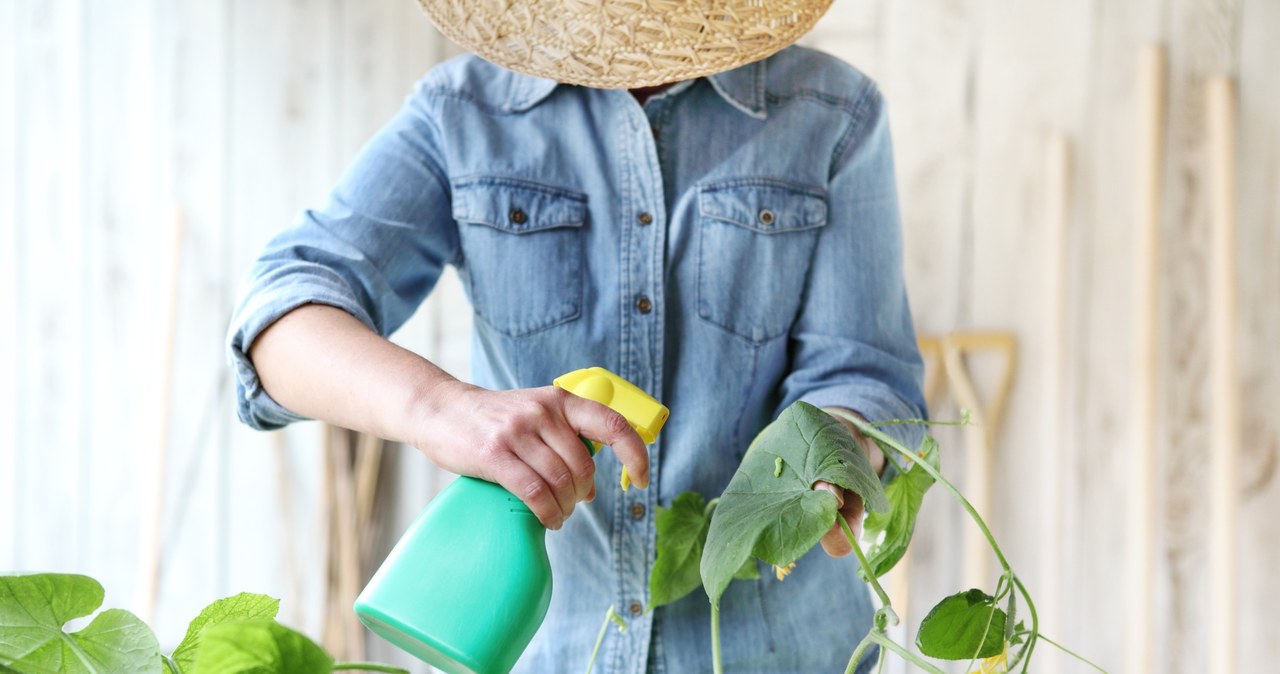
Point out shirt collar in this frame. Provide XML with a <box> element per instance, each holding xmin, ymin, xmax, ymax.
<box><xmin>707</xmin><ymin>58</ymin><xmax>768</xmax><ymax>119</ymax></box>
<box><xmin>504</xmin><ymin>57</ymin><xmax>768</xmax><ymax>119</ymax></box>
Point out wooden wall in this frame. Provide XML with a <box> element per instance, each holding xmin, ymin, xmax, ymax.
<box><xmin>0</xmin><ymin>0</ymin><xmax>463</xmax><ymax>653</ymax></box>
<box><xmin>2</xmin><ymin>1</ymin><xmax>1276</xmax><ymax>672</ymax></box>
<box><xmin>809</xmin><ymin>1</ymin><xmax>1280</xmax><ymax>673</ymax></box>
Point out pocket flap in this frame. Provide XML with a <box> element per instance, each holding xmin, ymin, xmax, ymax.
<box><xmin>698</xmin><ymin>179</ymin><xmax>827</xmax><ymax>233</ymax></box>
<box><xmin>453</xmin><ymin>177</ymin><xmax>587</xmax><ymax>233</ymax></box>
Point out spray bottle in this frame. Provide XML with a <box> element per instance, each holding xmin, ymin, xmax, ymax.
<box><xmin>354</xmin><ymin>367</ymin><xmax>669</xmax><ymax>674</ymax></box>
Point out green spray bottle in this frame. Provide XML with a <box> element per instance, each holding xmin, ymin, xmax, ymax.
<box><xmin>354</xmin><ymin>367</ymin><xmax>669</xmax><ymax>674</ymax></box>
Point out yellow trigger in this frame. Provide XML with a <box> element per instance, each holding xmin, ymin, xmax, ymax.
<box><xmin>553</xmin><ymin>367</ymin><xmax>670</xmax><ymax>493</ymax></box>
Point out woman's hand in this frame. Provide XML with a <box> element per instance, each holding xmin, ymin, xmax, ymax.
<box><xmin>249</xmin><ymin>304</ymin><xmax>649</xmax><ymax>530</ymax></box>
<box><xmin>815</xmin><ymin>407</ymin><xmax>885</xmax><ymax>557</ymax></box>
<box><xmin>814</xmin><ymin>482</ymin><xmax>866</xmax><ymax>556</ymax></box>
<box><xmin>413</xmin><ymin>381</ymin><xmax>650</xmax><ymax>530</ymax></box>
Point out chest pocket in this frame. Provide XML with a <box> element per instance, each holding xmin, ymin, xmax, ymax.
<box><xmin>697</xmin><ymin>179</ymin><xmax>828</xmax><ymax>344</ymax></box>
<box><xmin>453</xmin><ymin>177</ymin><xmax>587</xmax><ymax>338</ymax></box>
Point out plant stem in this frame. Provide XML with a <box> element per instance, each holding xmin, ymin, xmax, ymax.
<box><xmin>711</xmin><ymin>602</ymin><xmax>723</xmax><ymax>674</ymax></box>
<box><xmin>1036</xmin><ymin>633</ymin><xmax>1111</xmax><ymax>673</ymax></box>
<box><xmin>840</xmin><ymin>516</ymin><xmax>897</xmax><ymax>626</ymax></box>
<box><xmin>868</xmin><ymin>632</ymin><xmax>945</xmax><ymax>674</ymax></box>
<box><xmin>871</xmin><ymin>417</ymin><xmax>970</xmax><ymax>428</ymax></box>
<box><xmin>829</xmin><ymin>411</ymin><xmax>1013</xmax><ymax>571</ymax></box>
<box><xmin>584</xmin><ymin>605</ymin><xmax>622</xmax><ymax>674</ymax></box>
<box><xmin>831</xmin><ymin>410</ymin><xmax>1099</xmax><ymax>674</ymax></box>
<box><xmin>844</xmin><ymin>632</ymin><xmax>876</xmax><ymax>674</ymax></box>
<box><xmin>834</xmin><ymin>409</ymin><xmax>1039</xmax><ymax>671</ymax></box>
<box><xmin>332</xmin><ymin>664</ymin><xmax>409</xmax><ymax>673</ymax></box>
<box><xmin>1010</xmin><ymin>576</ymin><xmax>1040</xmax><ymax>673</ymax></box>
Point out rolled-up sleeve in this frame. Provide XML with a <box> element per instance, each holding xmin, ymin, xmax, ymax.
<box><xmin>226</xmin><ymin>82</ymin><xmax>458</xmax><ymax>430</ymax></box>
<box><xmin>777</xmin><ymin>83</ymin><xmax>927</xmax><ymax>457</ymax></box>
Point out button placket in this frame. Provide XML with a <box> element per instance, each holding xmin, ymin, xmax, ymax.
<box><xmin>614</xmin><ymin>90</ymin><xmax>669</xmax><ymax>674</ymax></box>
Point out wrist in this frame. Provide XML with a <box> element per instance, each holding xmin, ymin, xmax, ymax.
<box><xmin>401</xmin><ymin>366</ymin><xmax>469</xmax><ymax>449</ymax></box>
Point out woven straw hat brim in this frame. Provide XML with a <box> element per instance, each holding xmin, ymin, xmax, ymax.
<box><xmin>418</xmin><ymin>0</ymin><xmax>834</xmax><ymax>89</ymax></box>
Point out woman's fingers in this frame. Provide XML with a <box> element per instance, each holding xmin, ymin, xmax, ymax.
<box><xmin>815</xmin><ymin>481</ymin><xmax>864</xmax><ymax>557</ymax></box>
<box><xmin>487</xmin><ymin>450</ymin><xmax>566</xmax><ymax>529</ymax></box>
<box><xmin>539</xmin><ymin>419</ymin><xmax>597</xmax><ymax>502</ymax></box>
<box><xmin>560</xmin><ymin>390</ymin><xmax>650</xmax><ymax>489</ymax></box>
<box><xmin>514</xmin><ymin>437</ymin><xmax>582</xmax><ymax>522</ymax></box>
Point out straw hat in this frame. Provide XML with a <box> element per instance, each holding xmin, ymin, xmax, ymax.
<box><xmin>417</xmin><ymin>0</ymin><xmax>834</xmax><ymax>89</ymax></box>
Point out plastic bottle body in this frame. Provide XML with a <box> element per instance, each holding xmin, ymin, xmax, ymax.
<box><xmin>354</xmin><ymin>476</ymin><xmax>552</xmax><ymax>674</ymax></box>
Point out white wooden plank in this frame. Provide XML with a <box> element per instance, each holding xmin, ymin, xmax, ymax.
<box><xmin>873</xmin><ymin>3</ymin><xmax>979</xmax><ymax>655</ymax></box>
<box><xmin>1234</xmin><ymin>0</ymin><xmax>1280</xmax><ymax>670</ymax></box>
<box><xmin>801</xmin><ymin>0</ymin><xmax>884</xmax><ymax>79</ymax></box>
<box><xmin>72</xmin><ymin>0</ymin><xmax>165</xmax><ymax>623</ymax></box>
<box><xmin>1205</xmin><ymin>74</ymin><xmax>1240</xmax><ymax>674</ymax></box>
<box><xmin>1072</xmin><ymin>3</ymin><xmax>1165</xmax><ymax>670</ymax></box>
<box><xmin>878</xmin><ymin>0</ymin><xmax>976</xmax><ymax>337</ymax></box>
<box><xmin>1129</xmin><ymin>45</ymin><xmax>1168</xmax><ymax>674</ymax></box>
<box><xmin>963</xmin><ymin>6</ymin><xmax>1094</xmax><ymax>673</ymax></box>
<box><xmin>1161</xmin><ymin>1</ymin><xmax>1241</xmax><ymax>671</ymax></box>
<box><xmin>0</xmin><ymin>0</ymin><xmax>20</xmax><ymax>565</ymax></box>
<box><xmin>1038</xmin><ymin>136</ymin><xmax>1071</xmax><ymax>674</ymax></box>
<box><xmin>146</xmin><ymin>0</ymin><xmax>235</xmax><ymax>650</ymax></box>
<box><xmin>223</xmin><ymin>0</ymin><xmax>343</xmax><ymax>645</ymax></box>
<box><xmin>14</xmin><ymin>0</ymin><xmax>89</xmax><ymax>573</ymax></box>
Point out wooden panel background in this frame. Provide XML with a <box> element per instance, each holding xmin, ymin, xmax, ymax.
<box><xmin>2</xmin><ymin>1</ymin><xmax>1276</xmax><ymax>672</ymax></box>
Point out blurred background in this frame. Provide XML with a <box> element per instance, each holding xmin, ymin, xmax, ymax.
<box><xmin>2</xmin><ymin>1</ymin><xmax>1277</xmax><ymax>672</ymax></box>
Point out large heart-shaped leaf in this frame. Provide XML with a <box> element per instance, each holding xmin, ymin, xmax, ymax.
<box><xmin>859</xmin><ymin>435</ymin><xmax>939</xmax><ymax>580</ymax></box>
<box><xmin>192</xmin><ymin>619</ymin><xmax>333</xmax><ymax>674</ymax></box>
<box><xmin>700</xmin><ymin>402</ymin><xmax>888</xmax><ymax>604</ymax></box>
<box><xmin>0</xmin><ymin>573</ymin><xmax>161</xmax><ymax>674</ymax></box>
<box><xmin>170</xmin><ymin>593</ymin><xmax>280</xmax><ymax>673</ymax></box>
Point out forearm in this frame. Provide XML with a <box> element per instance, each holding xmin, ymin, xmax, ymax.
<box><xmin>248</xmin><ymin>303</ymin><xmax>454</xmax><ymax>445</ymax></box>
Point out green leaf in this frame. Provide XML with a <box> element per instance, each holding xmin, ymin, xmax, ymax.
<box><xmin>916</xmin><ymin>589</ymin><xmax>1008</xmax><ymax>660</ymax></box>
<box><xmin>649</xmin><ymin>492</ymin><xmax>762</xmax><ymax>610</ymax></box>
<box><xmin>733</xmin><ymin>558</ymin><xmax>760</xmax><ymax>580</ymax></box>
<box><xmin>0</xmin><ymin>573</ymin><xmax>161</xmax><ymax>674</ymax></box>
<box><xmin>171</xmin><ymin>593</ymin><xmax>281</xmax><ymax>673</ymax></box>
<box><xmin>192</xmin><ymin>620</ymin><xmax>333</xmax><ymax>674</ymax></box>
<box><xmin>1009</xmin><ymin>620</ymin><xmax>1027</xmax><ymax>646</ymax></box>
<box><xmin>858</xmin><ymin>436</ymin><xmax>939</xmax><ymax>580</ymax></box>
<box><xmin>649</xmin><ymin>492</ymin><xmax>715</xmax><ymax>610</ymax></box>
<box><xmin>700</xmin><ymin>402</ymin><xmax>888</xmax><ymax>604</ymax></box>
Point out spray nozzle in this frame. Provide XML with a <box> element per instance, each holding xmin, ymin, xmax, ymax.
<box><xmin>553</xmin><ymin>367</ymin><xmax>670</xmax><ymax>489</ymax></box>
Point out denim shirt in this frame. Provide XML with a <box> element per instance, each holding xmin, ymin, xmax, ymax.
<box><xmin>227</xmin><ymin>45</ymin><xmax>925</xmax><ymax>674</ymax></box>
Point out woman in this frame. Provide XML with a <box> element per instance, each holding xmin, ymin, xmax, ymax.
<box><xmin>227</xmin><ymin>2</ymin><xmax>926</xmax><ymax>672</ymax></box>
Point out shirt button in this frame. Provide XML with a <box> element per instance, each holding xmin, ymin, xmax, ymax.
<box><xmin>638</xmin><ymin>212</ymin><xmax>653</xmax><ymax>226</ymax></box>
<box><xmin>629</xmin><ymin>602</ymin><xmax>644</xmax><ymax>616</ymax></box>
<box><xmin>635</xmin><ymin>296</ymin><xmax>653</xmax><ymax>314</ymax></box>
<box><xmin>509</xmin><ymin>208</ymin><xmax>527</xmax><ymax>224</ymax></box>
<box><xmin>758</xmin><ymin>208</ymin><xmax>776</xmax><ymax>226</ymax></box>
<box><xmin>631</xmin><ymin>502</ymin><xmax>646</xmax><ymax>519</ymax></box>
